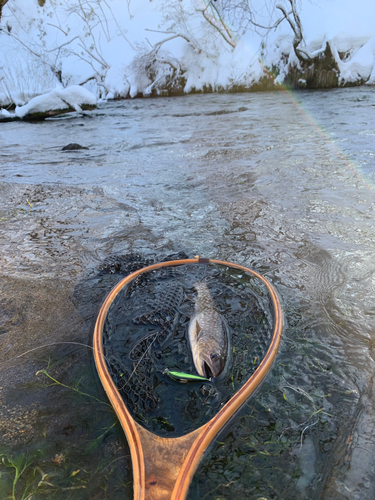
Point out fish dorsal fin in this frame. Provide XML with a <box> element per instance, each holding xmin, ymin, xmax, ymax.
<box><xmin>178</xmin><ymin>301</ymin><xmax>195</xmax><ymax>318</ymax></box>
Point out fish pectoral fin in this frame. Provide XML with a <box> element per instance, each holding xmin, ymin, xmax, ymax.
<box><xmin>195</xmin><ymin>319</ymin><xmax>202</xmax><ymax>336</ymax></box>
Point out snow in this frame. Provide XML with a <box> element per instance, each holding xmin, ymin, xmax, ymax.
<box><xmin>0</xmin><ymin>0</ymin><xmax>375</xmax><ymax>105</ymax></box>
<box><xmin>14</xmin><ymin>86</ymin><xmax>97</xmax><ymax>118</ymax></box>
<box><xmin>338</xmin><ymin>33</ymin><xmax>375</xmax><ymax>83</ymax></box>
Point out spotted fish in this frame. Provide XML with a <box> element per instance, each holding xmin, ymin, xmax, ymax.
<box><xmin>188</xmin><ymin>282</ymin><xmax>230</xmax><ymax>379</ymax></box>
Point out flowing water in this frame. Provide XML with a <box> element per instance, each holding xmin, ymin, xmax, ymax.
<box><xmin>1</xmin><ymin>87</ymin><xmax>375</xmax><ymax>499</ymax></box>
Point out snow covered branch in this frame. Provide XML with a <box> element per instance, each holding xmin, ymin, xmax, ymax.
<box><xmin>129</xmin><ymin>35</ymin><xmax>187</xmax><ymax>96</ymax></box>
<box><xmin>0</xmin><ymin>0</ymin><xmax>137</xmax><ymax>100</ymax></box>
<box><xmin>276</xmin><ymin>0</ymin><xmax>326</xmax><ymax>62</ymax></box>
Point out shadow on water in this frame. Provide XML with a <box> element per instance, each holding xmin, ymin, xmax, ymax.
<box><xmin>1</xmin><ymin>88</ymin><xmax>375</xmax><ymax>499</ymax></box>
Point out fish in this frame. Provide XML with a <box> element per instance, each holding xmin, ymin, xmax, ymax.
<box><xmin>188</xmin><ymin>282</ymin><xmax>230</xmax><ymax>379</ymax></box>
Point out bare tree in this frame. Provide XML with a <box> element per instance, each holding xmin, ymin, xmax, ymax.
<box><xmin>275</xmin><ymin>0</ymin><xmax>326</xmax><ymax>62</ymax></box>
<box><xmin>1</xmin><ymin>0</ymin><xmax>135</xmax><ymax>97</ymax></box>
<box><xmin>195</xmin><ymin>0</ymin><xmax>326</xmax><ymax>62</ymax></box>
<box><xmin>195</xmin><ymin>0</ymin><xmax>236</xmax><ymax>48</ymax></box>
<box><xmin>129</xmin><ymin>33</ymin><xmax>191</xmax><ymax>95</ymax></box>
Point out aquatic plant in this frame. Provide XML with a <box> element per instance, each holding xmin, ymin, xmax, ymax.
<box><xmin>0</xmin><ymin>452</ymin><xmax>54</xmax><ymax>500</ymax></box>
<box><xmin>0</xmin><ymin>362</ymin><xmax>130</xmax><ymax>500</ymax></box>
<box><xmin>36</xmin><ymin>368</ymin><xmax>112</xmax><ymax>408</ymax></box>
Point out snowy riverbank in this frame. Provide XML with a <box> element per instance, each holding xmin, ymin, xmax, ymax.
<box><xmin>1</xmin><ymin>0</ymin><xmax>375</xmax><ymax>107</ymax></box>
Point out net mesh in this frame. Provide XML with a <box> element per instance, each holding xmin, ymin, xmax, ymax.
<box><xmin>96</xmin><ymin>254</ymin><xmax>274</xmax><ymax>436</ymax></box>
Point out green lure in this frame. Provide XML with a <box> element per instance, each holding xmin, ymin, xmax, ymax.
<box><xmin>163</xmin><ymin>369</ymin><xmax>210</xmax><ymax>383</ymax></box>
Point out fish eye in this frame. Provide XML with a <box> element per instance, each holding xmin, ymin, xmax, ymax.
<box><xmin>210</xmin><ymin>353</ymin><xmax>218</xmax><ymax>360</ymax></box>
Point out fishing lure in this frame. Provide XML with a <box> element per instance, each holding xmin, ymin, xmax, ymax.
<box><xmin>163</xmin><ymin>368</ymin><xmax>211</xmax><ymax>383</ymax></box>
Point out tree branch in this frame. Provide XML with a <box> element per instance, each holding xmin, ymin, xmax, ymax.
<box><xmin>46</xmin><ymin>22</ymin><xmax>69</xmax><ymax>36</ymax></box>
<box><xmin>3</xmin><ymin>31</ymin><xmax>43</xmax><ymax>59</ymax></box>
<box><xmin>275</xmin><ymin>0</ymin><xmax>325</xmax><ymax>63</ymax></box>
<box><xmin>196</xmin><ymin>0</ymin><xmax>236</xmax><ymax>49</ymax></box>
<box><xmin>45</xmin><ymin>35</ymin><xmax>80</xmax><ymax>53</ymax></box>
<box><xmin>101</xmin><ymin>0</ymin><xmax>135</xmax><ymax>50</ymax></box>
<box><xmin>152</xmin><ymin>33</ymin><xmax>191</xmax><ymax>52</ymax></box>
<box><xmin>77</xmin><ymin>42</ymin><xmax>109</xmax><ymax>68</ymax></box>
<box><xmin>249</xmin><ymin>10</ymin><xmax>292</xmax><ymax>31</ymax></box>
<box><xmin>78</xmin><ymin>74</ymin><xmax>97</xmax><ymax>86</ymax></box>
<box><xmin>210</xmin><ymin>1</ymin><xmax>236</xmax><ymax>46</ymax></box>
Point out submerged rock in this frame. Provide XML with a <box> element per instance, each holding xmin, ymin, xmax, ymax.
<box><xmin>62</xmin><ymin>143</ymin><xmax>89</xmax><ymax>151</ymax></box>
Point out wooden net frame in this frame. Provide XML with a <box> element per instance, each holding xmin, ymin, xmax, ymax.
<box><xmin>93</xmin><ymin>257</ymin><xmax>283</xmax><ymax>500</ymax></box>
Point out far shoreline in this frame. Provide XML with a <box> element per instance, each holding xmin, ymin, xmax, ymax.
<box><xmin>1</xmin><ymin>79</ymin><xmax>373</xmax><ymax>121</ymax></box>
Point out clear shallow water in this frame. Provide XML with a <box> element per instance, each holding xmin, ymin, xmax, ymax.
<box><xmin>1</xmin><ymin>87</ymin><xmax>375</xmax><ymax>499</ymax></box>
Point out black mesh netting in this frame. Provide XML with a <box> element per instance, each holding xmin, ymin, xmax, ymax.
<box><xmin>83</xmin><ymin>254</ymin><xmax>275</xmax><ymax>437</ymax></box>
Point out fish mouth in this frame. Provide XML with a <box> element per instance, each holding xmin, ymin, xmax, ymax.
<box><xmin>200</xmin><ymin>355</ymin><xmax>221</xmax><ymax>379</ymax></box>
<box><xmin>202</xmin><ymin>361</ymin><xmax>214</xmax><ymax>379</ymax></box>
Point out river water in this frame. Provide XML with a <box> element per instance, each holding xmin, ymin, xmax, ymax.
<box><xmin>1</xmin><ymin>87</ymin><xmax>375</xmax><ymax>499</ymax></box>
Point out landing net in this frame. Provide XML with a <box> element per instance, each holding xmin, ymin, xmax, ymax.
<box><xmin>98</xmin><ymin>254</ymin><xmax>275</xmax><ymax>437</ymax></box>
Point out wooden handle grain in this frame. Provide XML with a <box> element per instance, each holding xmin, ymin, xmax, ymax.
<box><xmin>93</xmin><ymin>258</ymin><xmax>283</xmax><ymax>500</ymax></box>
